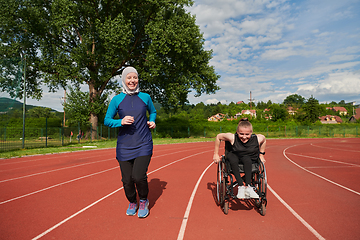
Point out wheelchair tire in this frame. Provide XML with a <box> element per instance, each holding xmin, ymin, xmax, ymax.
<box><xmin>259</xmin><ymin>202</ymin><xmax>266</xmax><ymax>216</ymax></box>
<box><xmin>216</xmin><ymin>161</ymin><xmax>225</xmax><ymax>206</ymax></box>
<box><xmin>223</xmin><ymin>201</ymin><xmax>229</xmax><ymax>215</ymax></box>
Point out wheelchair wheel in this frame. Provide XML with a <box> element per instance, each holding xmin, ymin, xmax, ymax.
<box><xmin>223</xmin><ymin>201</ymin><xmax>229</xmax><ymax>215</ymax></box>
<box><xmin>216</xmin><ymin>161</ymin><xmax>225</xmax><ymax>206</ymax></box>
<box><xmin>259</xmin><ymin>202</ymin><xmax>266</xmax><ymax>216</ymax></box>
<box><xmin>254</xmin><ymin>162</ymin><xmax>267</xmax><ymax>216</ymax></box>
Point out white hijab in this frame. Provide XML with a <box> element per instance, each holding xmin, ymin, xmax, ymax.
<box><xmin>121</xmin><ymin>66</ymin><xmax>139</xmax><ymax>95</ymax></box>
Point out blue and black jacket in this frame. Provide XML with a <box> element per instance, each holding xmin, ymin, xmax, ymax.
<box><xmin>104</xmin><ymin>92</ymin><xmax>157</xmax><ymax>161</ymax></box>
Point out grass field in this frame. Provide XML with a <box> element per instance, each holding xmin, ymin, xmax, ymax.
<box><xmin>0</xmin><ymin>138</ymin><xmax>214</xmax><ymax>159</ymax></box>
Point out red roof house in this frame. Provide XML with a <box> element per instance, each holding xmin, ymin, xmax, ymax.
<box><xmin>319</xmin><ymin>115</ymin><xmax>343</xmax><ymax>124</ymax></box>
<box><xmin>332</xmin><ymin>107</ymin><xmax>348</xmax><ymax>115</ymax></box>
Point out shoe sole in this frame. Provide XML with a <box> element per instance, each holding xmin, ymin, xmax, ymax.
<box><xmin>126</xmin><ymin>207</ymin><xmax>138</xmax><ymax>216</ymax></box>
<box><xmin>138</xmin><ymin>212</ymin><xmax>149</xmax><ymax>218</ymax></box>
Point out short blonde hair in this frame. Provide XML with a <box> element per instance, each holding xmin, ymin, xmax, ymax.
<box><xmin>237</xmin><ymin>118</ymin><xmax>253</xmax><ymax>132</ymax></box>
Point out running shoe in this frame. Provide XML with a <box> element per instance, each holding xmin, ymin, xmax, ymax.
<box><xmin>245</xmin><ymin>185</ymin><xmax>259</xmax><ymax>198</ymax></box>
<box><xmin>237</xmin><ymin>185</ymin><xmax>246</xmax><ymax>199</ymax></box>
<box><xmin>138</xmin><ymin>199</ymin><xmax>149</xmax><ymax>218</ymax></box>
<box><xmin>126</xmin><ymin>202</ymin><xmax>137</xmax><ymax>216</ymax></box>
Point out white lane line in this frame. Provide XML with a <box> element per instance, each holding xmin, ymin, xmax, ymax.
<box><xmin>0</xmin><ymin>167</ymin><xmax>118</xmax><ymax>205</ymax></box>
<box><xmin>284</xmin><ymin>146</ymin><xmax>360</xmax><ymax>196</ymax></box>
<box><xmin>177</xmin><ymin>162</ymin><xmax>214</xmax><ymax>240</ymax></box>
<box><xmin>2</xmin><ymin>149</ymin><xmax>210</xmax><ymax>203</ymax></box>
<box><xmin>31</xmin><ymin>187</ymin><xmax>123</xmax><ymax>240</ymax></box>
<box><xmin>287</xmin><ymin>152</ymin><xmax>360</xmax><ymax>167</ymax></box>
<box><xmin>0</xmin><ymin>159</ymin><xmax>112</xmax><ymax>183</ymax></box>
<box><xmin>310</xmin><ymin>143</ymin><xmax>360</xmax><ymax>153</ymax></box>
<box><xmin>1</xmin><ymin>147</ymin><xmax>208</xmax><ymax>181</ymax></box>
<box><xmin>268</xmin><ymin>185</ymin><xmax>325</xmax><ymax>240</ymax></box>
<box><xmin>31</xmin><ymin>150</ymin><xmax>212</xmax><ymax>240</ymax></box>
<box><xmin>0</xmin><ymin>152</ymin><xmax>113</xmax><ymax>166</ymax></box>
<box><xmin>306</xmin><ymin>166</ymin><xmax>356</xmax><ymax>169</ymax></box>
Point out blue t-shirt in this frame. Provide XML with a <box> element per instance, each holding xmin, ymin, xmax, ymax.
<box><xmin>104</xmin><ymin>92</ymin><xmax>157</xmax><ymax>161</ymax></box>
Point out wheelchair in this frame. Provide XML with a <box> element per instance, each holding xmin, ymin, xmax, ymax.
<box><xmin>216</xmin><ymin>142</ymin><xmax>267</xmax><ymax>216</ymax></box>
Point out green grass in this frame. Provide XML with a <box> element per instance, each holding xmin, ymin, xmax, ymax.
<box><xmin>0</xmin><ymin>137</ymin><xmax>215</xmax><ymax>159</ymax></box>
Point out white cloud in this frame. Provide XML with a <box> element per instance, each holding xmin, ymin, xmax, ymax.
<box><xmin>297</xmin><ymin>71</ymin><xmax>360</xmax><ymax>96</ymax></box>
<box><xmin>7</xmin><ymin>0</ymin><xmax>360</xmax><ymax>111</ymax></box>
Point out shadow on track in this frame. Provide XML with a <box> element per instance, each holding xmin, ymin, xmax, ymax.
<box><xmin>148</xmin><ymin>178</ymin><xmax>167</xmax><ymax>210</ymax></box>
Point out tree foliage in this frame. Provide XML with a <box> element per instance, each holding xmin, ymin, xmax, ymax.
<box><xmin>283</xmin><ymin>94</ymin><xmax>305</xmax><ymax>106</ymax></box>
<box><xmin>64</xmin><ymin>86</ymin><xmax>109</xmax><ymax>127</ymax></box>
<box><xmin>0</xmin><ymin>0</ymin><xmax>220</xmax><ymax>137</ymax></box>
<box><xmin>27</xmin><ymin>107</ymin><xmax>57</xmax><ymax>118</ymax></box>
<box><xmin>302</xmin><ymin>96</ymin><xmax>323</xmax><ymax>123</ymax></box>
<box><xmin>269</xmin><ymin>104</ymin><xmax>288</xmax><ymax>122</ymax></box>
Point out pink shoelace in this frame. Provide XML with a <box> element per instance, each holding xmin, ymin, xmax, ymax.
<box><xmin>139</xmin><ymin>200</ymin><xmax>147</xmax><ymax>210</ymax></box>
<box><xmin>129</xmin><ymin>202</ymin><xmax>137</xmax><ymax>210</ymax></box>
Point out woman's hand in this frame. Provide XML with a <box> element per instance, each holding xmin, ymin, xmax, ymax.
<box><xmin>213</xmin><ymin>154</ymin><xmax>221</xmax><ymax>164</ymax></box>
<box><xmin>121</xmin><ymin>116</ymin><xmax>134</xmax><ymax>125</ymax></box>
<box><xmin>147</xmin><ymin>121</ymin><xmax>156</xmax><ymax>129</ymax></box>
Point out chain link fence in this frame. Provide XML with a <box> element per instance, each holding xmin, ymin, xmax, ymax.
<box><xmin>1</xmin><ymin>123</ymin><xmax>359</xmax><ymax>153</ymax></box>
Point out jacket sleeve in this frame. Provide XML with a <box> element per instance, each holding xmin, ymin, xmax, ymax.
<box><xmin>146</xmin><ymin>95</ymin><xmax>157</xmax><ymax>122</ymax></box>
<box><xmin>104</xmin><ymin>95</ymin><xmax>123</xmax><ymax>128</ymax></box>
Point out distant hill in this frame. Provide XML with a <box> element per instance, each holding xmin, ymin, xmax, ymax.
<box><xmin>0</xmin><ymin>97</ymin><xmax>58</xmax><ymax>113</ymax></box>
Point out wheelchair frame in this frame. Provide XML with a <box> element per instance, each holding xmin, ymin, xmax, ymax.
<box><xmin>216</xmin><ymin>154</ymin><xmax>268</xmax><ymax>216</ymax></box>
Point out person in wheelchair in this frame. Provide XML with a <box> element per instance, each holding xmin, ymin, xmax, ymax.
<box><xmin>213</xmin><ymin>118</ymin><xmax>266</xmax><ymax>199</ymax></box>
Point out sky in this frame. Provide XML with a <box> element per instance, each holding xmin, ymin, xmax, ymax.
<box><xmin>2</xmin><ymin>0</ymin><xmax>360</xmax><ymax>111</ymax></box>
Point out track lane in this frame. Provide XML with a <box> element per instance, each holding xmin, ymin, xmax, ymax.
<box><xmin>269</xmin><ymin>138</ymin><xmax>360</xmax><ymax>240</ymax></box>
<box><xmin>0</xmin><ymin>139</ymin><xmax>359</xmax><ymax>239</ymax></box>
<box><xmin>33</xmin><ymin>145</ymin><xmax>215</xmax><ymax>239</ymax></box>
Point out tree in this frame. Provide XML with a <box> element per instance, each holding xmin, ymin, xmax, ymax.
<box><xmin>303</xmin><ymin>96</ymin><xmax>322</xmax><ymax>123</ymax></box>
<box><xmin>0</xmin><ymin>0</ymin><xmax>220</xmax><ymax>138</ymax></box>
<box><xmin>27</xmin><ymin>107</ymin><xmax>56</xmax><ymax>118</ymax></box>
<box><xmin>283</xmin><ymin>94</ymin><xmax>305</xmax><ymax>106</ymax></box>
<box><xmin>269</xmin><ymin>103</ymin><xmax>288</xmax><ymax>122</ymax></box>
<box><xmin>64</xmin><ymin>86</ymin><xmax>109</xmax><ymax>128</ymax></box>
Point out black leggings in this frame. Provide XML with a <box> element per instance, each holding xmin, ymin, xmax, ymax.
<box><xmin>227</xmin><ymin>152</ymin><xmax>253</xmax><ymax>186</ymax></box>
<box><xmin>118</xmin><ymin>155</ymin><xmax>151</xmax><ymax>203</ymax></box>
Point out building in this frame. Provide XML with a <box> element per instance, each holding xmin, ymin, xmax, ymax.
<box><xmin>332</xmin><ymin>107</ymin><xmax>348</xmax><ymax>115</ymax></box>
<box><xmin>349</xmin><ymin>107</ymin><xmax>360</xmax><ymax>122</ymax></box>
<box><xmin>319</xmin><ymin>115</ymin><xmax>343</xmax><ymax>124</ymax></box>
<box><xmin>287</xmin><ymin>106</ymin><xmax>297</xmax><ymax>115</ymax></box>
<box><xmin>240</xmin><ymin>109</ymin><xmax>257</xmax><ymax>118</ymax></box>
<box><xmin>208</xmin><ymin>113</ymin><xmax>225</xmax><ymax>122</ymax></box>
<box><xmin>263</xmin><ymin>108</ymin><xmax>272</xmax><ymax>120</ymax></box>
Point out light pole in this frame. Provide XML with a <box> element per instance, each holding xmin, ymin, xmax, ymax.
<box><xmin>21</xmin><ymin>53</ymin><xmax>26</xmax><ymax>149</ymax></box>
<box><xmin>62</xmin><ymin>89</ymin><xmax>66</xmax><ymax>127</ymax></box>
<box><xmin>353</xmin><ymin>101</ymin><xmax>356</xmax><ymax>116</ymax></box>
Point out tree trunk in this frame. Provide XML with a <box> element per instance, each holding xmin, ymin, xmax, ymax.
<box><xmin>88</xmin><ymin>82</ymin><xmax>99</xmax><ymax>140</ymax></box>
<box><xmin>90</xmin><ymin>111</ymin><xmax>98</xmax><ymax>140</ymax></box>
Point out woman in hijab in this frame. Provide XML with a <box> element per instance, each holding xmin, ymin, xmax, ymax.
<box><xmin>104</xmin><ymin>66</ymin><xmax>156</xmax><ymax>218</ymax></box>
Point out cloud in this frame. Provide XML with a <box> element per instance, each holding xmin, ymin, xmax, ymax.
<box><xmin>297</xmin><ymin>71</ymin><xmax>360</xmax><ymax>96</ymax></box>
<box><xmin>9</xmin><ymin>0</ymin><xmax>360</xmax><ymax>111</ymax></box>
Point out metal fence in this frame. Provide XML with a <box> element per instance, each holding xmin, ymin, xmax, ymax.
<box><xmin>0</xmin><ymin>124</ymin><xmax>359</xmax><ymax>152</ymax></box>
<box><xmin>0</xmin><ymin>124</ymin><xmax>120</xmax><ymax>152</ymax></box>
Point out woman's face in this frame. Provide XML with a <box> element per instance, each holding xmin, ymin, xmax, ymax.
<box><xmin>237</xmin><ymin>126</ymin><xmax>252</xmax><ymax>143</ymax></box>
<box><xmin>125</xmin><ymin>72</ymin><xmax>138</xmax><ymax>91</ymax></box>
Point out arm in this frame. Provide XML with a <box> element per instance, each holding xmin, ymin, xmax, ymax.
<box><xmin>213</xmin><ymin>133</ymin><xmax>234</xmax><ymax>163</ymax></box>
<box><xmin>257</xmin><ymin>134</ymin><xmax>267</xmax><ymax>163</ymax></box>
<box><xmin>104</xmin><ymin>94</ymin><xmax>135</xmax><ymax>127</ymax></box>
<box><xmin>145</xmin><ymin>93</ymin><xmax>157</xmax><ymax>129</ymax></box>
<box><xmin>104</xmin><ymin>96</ymin><xmax>123</xmax><ymax>128</ymax></box>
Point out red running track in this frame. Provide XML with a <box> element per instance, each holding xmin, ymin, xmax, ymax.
<box><xmin>0</xmin><ymin>138</ymin><xmax>359</xmax><ymax>239</ymax></box>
